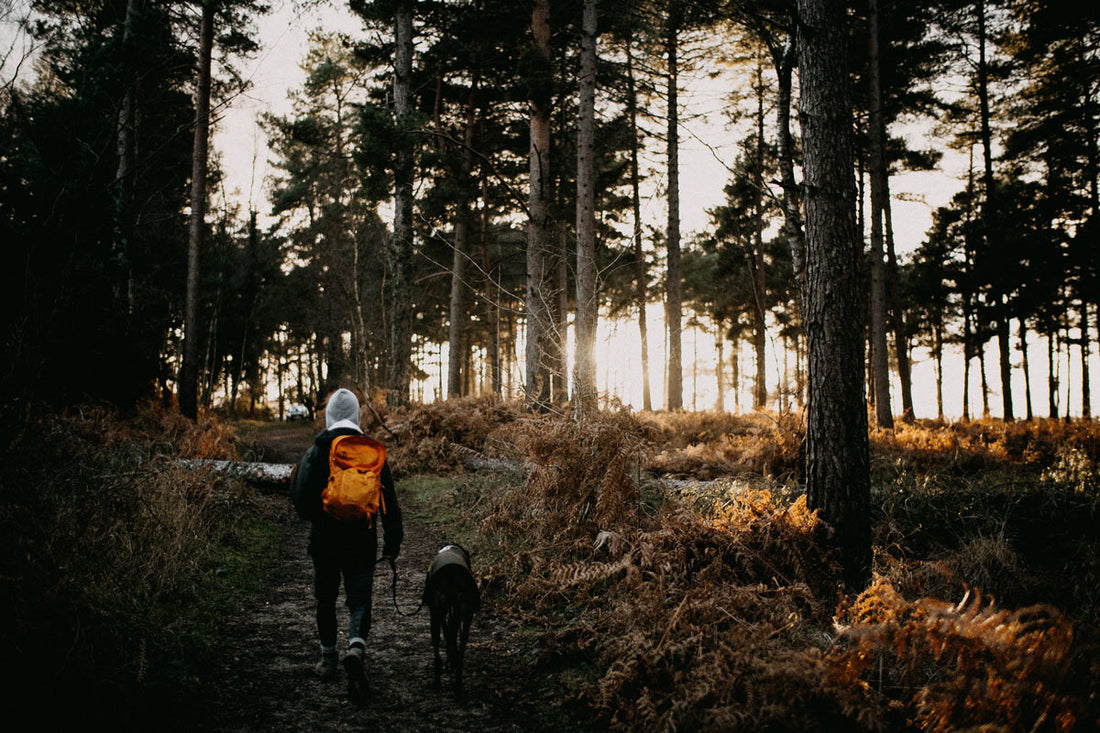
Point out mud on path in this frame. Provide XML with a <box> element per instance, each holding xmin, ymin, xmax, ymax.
<box><xmin>195</xmin><ymin>424</ymin><xmax>579</xmax><ymax>733</ymax></box>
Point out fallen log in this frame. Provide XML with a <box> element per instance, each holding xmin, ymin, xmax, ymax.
<box><xmin>179</xmin><ymin>459</ymin><xmax>294</xmax><ymax>490</ymax></box>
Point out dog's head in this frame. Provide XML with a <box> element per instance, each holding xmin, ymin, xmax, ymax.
<box><xmin>439</xmin><ymin>543</ymin><xmax>471</xmax><ymax>566</ymax></box>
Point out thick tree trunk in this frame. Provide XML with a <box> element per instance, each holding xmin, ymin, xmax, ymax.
<box><xmin>388</xmin><ymin>0</ymin><xmax>415</xmax><ymax>405</ymax></box>
<box><xmin>867</xmin><ymin>0</ymin><xmax>893</xmax><ymax>429</ymax></box>
<box><xmin>525</xmin><ymin>0</ymin><xmax>554</xmax><ymax>409</ymax></box>
<box><xmin>180</xmin><ymin>0</ymin><xmax>214</xmax><ymax>420</ymax></box>
<box><xmin>626</xmin><ymin>29</ymin><xmax>652</xmax><ymax>411</ymax></box>
<box><xmin>665</xmin><ymin>5</ymin><xmax>683</xmax><ymax>411</ymax></box>
<box><xmin>574</xmin><ymin>0</ymin><xmax>598</xmax><ymax>416</ymax></box>
<box><xmin>797</xmin><ymin>0</ymin><xmax>872</xmax><ymax>591</ymax></box>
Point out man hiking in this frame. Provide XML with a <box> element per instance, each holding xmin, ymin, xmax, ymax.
<box><xmin>289</xmin><ymin>387</ymin><xmax>403</xmax><ymax>704</ymax></box>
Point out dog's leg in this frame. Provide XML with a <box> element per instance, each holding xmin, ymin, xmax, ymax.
<box><xmin>430</xmin><ymin>602</ymin><xmax>443</xmax><ymax>690</ymax></box>
<box><xmin>444</xmin><ymin>604</ymin><xmax>460</xmax><ymax>689</ymax></box>
<box><xmin>454</xmin><ymin>611</ymin><xmax>471</xmax><ymax>701</ymax></box>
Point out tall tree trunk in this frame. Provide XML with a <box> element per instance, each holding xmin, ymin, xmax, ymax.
<box><xmin>1020</xmin><ymin>319</ymin><xmax>1033</xmax><ymax>420</ymax></box>
<box><xmin>1082</xmin><ymin>303</ymin><xmax>1092</xmax><ymax>419</ymax></box>
<box><xmin>448</xmin><ymin>217</ymin><xmax>470</xmax><ymax>398</ymax></box>
<box><xmin>574</xmin><ymin>0</ymin><xmax>599</xmax><ymax>416</ymax></box>
<box><xmin>525</xmin><ymin>0</ymin><xmax>554</xmax><ymax>409</ymax></box>
<box><xmin>665</xmin><ymin>3</ymin><xmax>683</xmax><ymax>411</ymax></box>
<box><xmin>114</xmin><ymin>0</ymin><xmax>142</xmax><ymax>315</ymax></box>
<box><xmin>480</xmin><ymin>176</ymin><xmax>501</xmax><ymax>396</ymax></box>
<box><xmin>732</xmin><ymin>335</ymin><xmax>741</xmax><ymax>413</ymax></box>
<box><xmin>752</xmin><ymin>62</ymin><xmax>768</xmax><ymax>411</ymax></box>
<box><xmin>980</xmin><ymin>339</ymin><xmax>991</xmax><ymax>418</ymax></box>
<box><xmin>867</xmin><ymin>0</ymin><xmax>893</xmax><ymax>429</ymax></box>
<box><xmin>180</xmin><ymin>0</ymin><xmax>214</xmax><ymax>420</ymax></box>
<box><xmin>626</xmin><ymin>28</ymin><xmax>652</xmax><ymax>411</ymax></box>
<box><xmin>934</xmin><ymin>320</ymin><xmax>945</xmax><ymax>420</ymax></box>
<box><xmin>388</xmin><ymin>0</ymin><xmax>415</xmax><ymax>405</ymax></box>
<box><xmin>448</xmin><ymin>83</ymin><xmax>478</xmax><ymax>398</ymax></box>
<box><xmin>976</xmin><ymin>0</ymin><xmax>1013</xmax><ymax>420</ymax></box>
<box><xmin>775</xmin><ymin>37</ymin><xmax>806</xmax><ymax>307</ymax></box>
<box><xmin>716</xmin><ymin>320</ymin><xmax>726</xmax><ymax>411</ymax></box>
<box><xmin>553</xmin><ymin>226</ymin><xmax>568</xmax><ymax>400</ymax></box>
<box><xmin>884</xmin><ymin>180</ymin><xmax>914</xmax><ymax>420</ymax></box>
<box><xmin>797</xmin><ymin>0</ymin><xmax>872</xmax><ymax>591</ymax></box>
<box><xmin>1048</xmin><ymin>330</ymin><xmax>1059</xmax><ymax>419</ymax></box>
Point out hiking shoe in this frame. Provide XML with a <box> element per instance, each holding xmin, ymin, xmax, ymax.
<box><xmin>315</xmin><ymin>652</ymin><xmax>339</xmax><ymax>682</ymax></box>
<box><xmin>343</xmin><ymin>645</ymin><xmax>368</xmax><ymax>705</ymax></box>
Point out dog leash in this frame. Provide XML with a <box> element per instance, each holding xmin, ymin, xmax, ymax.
<box><xmin>376</xmin><ymin>556</ymin><xmax>425</xmax><ymax>617</ymax></box>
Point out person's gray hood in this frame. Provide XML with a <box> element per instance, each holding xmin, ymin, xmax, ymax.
<box><xmin>325</xmin><ymin>388</ymin><xmax>362</xmax><ymax>432</ymax></box>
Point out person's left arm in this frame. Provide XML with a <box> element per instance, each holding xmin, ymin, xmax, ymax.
<box><xmin>379</xmin><ymin>460</ymin><xmax>403</xmax><ymax>558</ymax></box>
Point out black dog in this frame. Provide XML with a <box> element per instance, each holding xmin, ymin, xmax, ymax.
<box><xmin>422</xmin><ymin>544</ymin><xmax>480</xmax><ymax>699</ymax></box>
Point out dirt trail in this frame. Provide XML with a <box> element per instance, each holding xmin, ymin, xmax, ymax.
<box><xmin>195</xmin><ymin>425</ymin><xmax>575</xmax><ymax>733</ymax></box>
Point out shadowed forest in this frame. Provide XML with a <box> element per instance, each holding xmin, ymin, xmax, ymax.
<box><xmin>1</xmin><ymin>0</ymin><xmax>1099</xmax><ymax>730</ymax></box>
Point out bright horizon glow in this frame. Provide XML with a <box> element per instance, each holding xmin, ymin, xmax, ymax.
<box><xmin>412</xmin><ymin>305</ymin><xmax>1099</xmax><ymax>421</ymax></box>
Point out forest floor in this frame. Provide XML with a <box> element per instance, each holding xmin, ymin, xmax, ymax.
<box><xmin>195</xmin><ymin>423</ymin><xmax>583</xmax><ymax>733</ymax></box>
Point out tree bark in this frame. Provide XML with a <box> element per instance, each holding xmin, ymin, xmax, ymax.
<box><xmin>797</xmin><ymin>0</ymin><xmax>872</xmax><ymax>591</ymax></box>
<box><xmin>1048</xmin><ymin>331</ymin><xmax>1059</xmax><ymax>419</ymax></box>
<box><xmin>976</xmin><ymin>0</ymin><xmax>1013</xmax><ymax>420</ymax></box>
<box><xmin>1082</xmin><ymin>303</ymin><xmax>1092</xmax><ymax>419</ymax></box>
<box><xmin>934</xmin><ymin>320</ymin><xmax>944</xmax><ymax>420</ymax></box>
<box><xmin>480</xmin><ymin>175</ymin><xmax>502</xmax><ymax>396</ymax></box>
<box><xmin>1020</xmin><ymin>319</ymin><xmax>1033</xmax><ymax>420</ymax></box>
<box><xmin>574</xmin><ymin>0</ymin><xmax>599</xmax><ymax>416</ymax></box>
<box><xmin>665</xmin><ymin>3</ymin><xmax>683</xmax><ymax>411</ymax></box>
<box><xmin>626</xmin><ymin>26</ymin><xmax>652</xmax><ymax>411</ymax></box>
<box><xmin>113</xmin><ymin>0</ymin><xmax>142</xmax><ymax>315</ymax></box>
<box><xmin>884</xmin><ymin>180</ymin><xmax>914</xmax><ymax>419</ymax></box>
<box><xmin>525</xmin><ymin>0</ymin><xmax>554</xmax><ymax>409</ymax></box>
<box><xmin>180</xmin><ymin>0</ymin><xmax>214</xmax><ymax>420</ymax></box>
<box><xmin>388</xmin><ymin>0</ymin><xmax>415</xmax><ymax>406</ymax></box>
<box><xmin>448</xmin><ymin>84</ymin><xmax>478</xmax><ymax>399</ymax></box>
<box><xmin>867</xmin><ymin>0</ymin><xmax>893</xmax><ymax>429</ymax></box>
<box><xmin>752</xmin><ymin>62</ymin><xmax>768</xmax><ymax>411</ymax></box>
<box><xmin>775</xmin><ymin>37</ymin><xmax>806</xmax><ymax>308</ymax></box>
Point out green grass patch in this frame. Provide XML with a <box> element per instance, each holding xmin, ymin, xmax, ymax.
<box><xmin>399</xmin><ymin>472</ymin><xmax>523</xmax><ymax>564</ymax></box>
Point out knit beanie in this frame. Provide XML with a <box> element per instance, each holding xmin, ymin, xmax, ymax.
<box><xmin>325</xmin><ymin>388</ymin><xmax>361</xmax><ymax>431</ymax></box>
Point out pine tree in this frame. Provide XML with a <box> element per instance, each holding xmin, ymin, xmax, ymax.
<box><xmin>797</xmin><ymin>0</ymin><xmax>872</xmax><ymax>591</ymax></box>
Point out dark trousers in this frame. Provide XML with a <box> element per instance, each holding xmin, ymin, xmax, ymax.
<box><xmin>309</xmin><ymin>528</ymin><xmax>377</xmax><ymax>648</ymax></box>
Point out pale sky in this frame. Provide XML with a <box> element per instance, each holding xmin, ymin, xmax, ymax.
<box><xmin>217</xmin><ymin>1</ymin><xmax>963</xmax><ymax>256</ymax></box>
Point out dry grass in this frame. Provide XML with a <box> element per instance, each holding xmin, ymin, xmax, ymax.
<box><xmin>825</xmin><ymin>580</ymin><xmax>1090</xmax><ymax>732</ymax></box>
<box><xmin>442</xmin><ymin>408</ymin><xmax>1100</xmax><ymax>731</ymax></box>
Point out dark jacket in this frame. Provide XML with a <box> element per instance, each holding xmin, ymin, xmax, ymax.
<box><xmin>289</xmin><ymin>426</ymin><xmax>403</xmax><ymax>556</ymax></box>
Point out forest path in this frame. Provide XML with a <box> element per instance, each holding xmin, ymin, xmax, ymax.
<box><xmin>199</xmin><ymin>424</ymin><xmax>573</xmax><ymax>733</ymax></box>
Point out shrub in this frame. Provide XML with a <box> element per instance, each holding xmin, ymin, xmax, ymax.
<box><xmin>0</xmin><ymin>406</ymin><xmax>278</xmax><ymax>727</ymax></box>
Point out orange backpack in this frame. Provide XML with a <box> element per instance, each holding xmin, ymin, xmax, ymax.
<box><xmin>322</xmin><ymin>434</ymin><xmax>387</xmax><ymax>522</ymax></box>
